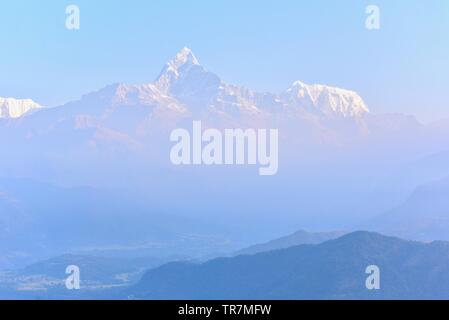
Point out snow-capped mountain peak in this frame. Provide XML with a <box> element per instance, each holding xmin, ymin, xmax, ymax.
<box><xmin>0</xmin><ymin>97</ymin><xmax>43</xmax><ymax>119</ymax></box>
<box><xmin>155</xmin><ymin>47</ymin><xmax>204</xmax><ymax>93</ymax></box>
<box><xmin>153</xmin><ymin>48</ymin><xmax>223</xmax><ymax>115</ymax></box>
<box><xmin>172</xmin><ymin>47</ymin><xmax>200</xmax><ymax>68</ymax></box>
<box><xmin>152</xmin><ymin>48</ymin><xmax>369</xmax><ymax>118</ymax></box>
<box><xmin>284</xmin><ymin>81</ymin><xmax>370</xmax><ymax>117</ymax></box>
<box><xmin>31</xmin><ymin>48</ymin><xmax>370</xmax><ymax>123</ymax></box>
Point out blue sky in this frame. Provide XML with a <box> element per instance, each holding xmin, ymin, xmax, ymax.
<box><xmin>1</xmin><ymin>0</ymin><xmax>448</xmax><ymax>122</ymax></box>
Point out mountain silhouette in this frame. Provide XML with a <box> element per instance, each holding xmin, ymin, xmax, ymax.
<box><xmin>130</xmin><ymin>231</ymin><xmax>449</xmax><ymax>299</ymax></box>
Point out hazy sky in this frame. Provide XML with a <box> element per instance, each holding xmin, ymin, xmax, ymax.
<box><xmin>1</xmin><ymin>0</ymin><xmax>448</xmax><ymax>122</ymax></box>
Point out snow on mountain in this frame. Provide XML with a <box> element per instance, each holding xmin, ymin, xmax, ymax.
<box><xmin>90</xmin><ymin>83</ymin><xmax>187</xmax><ymax>114</ymax></box>
<box><xmin>0</xmin><ymin>49</ymin><xmax>370</xmax><ymax>124</ymax></box>
<box><xmin>155</xmin><ymin>47</ymin><xmax>203</xmax><ymax>94</ymax></box>
<box><xmin>155</xmin><ymin>48</ymin><xmax>226</xmax><ymax>115</ymax></box>
<box><xmin>74</xmin><ymin>48</ymin><xmax>269</xmax><ymax>122</ymax></box>
<box><xmin>1</xmin><ymin>48</ymin><xmax>418</xmax><ymax>152</ymax></box>
<box><xmin>283</xmin><ymin>81</ymin><xmax>369</xmax><ymax>117</ymax></box>
<box><xmin>0</xmin><ymin>48</ymin><xmax>395</xmax><ymax>165</ymax></box>
<box><xmin>0</xmin><ymin>97</ymin><xmax>43</xmax><ymax>119</ymax></box>
<box><xmin>151</xmin><ymin>47</ymin><xmax>369</xmax><ymax>119</ymax></box>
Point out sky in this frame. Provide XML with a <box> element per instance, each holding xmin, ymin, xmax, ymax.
<box><xmin>1</xmin><ymin>0</ymin><xmax>448</xmax><ymax>123</ymax></box>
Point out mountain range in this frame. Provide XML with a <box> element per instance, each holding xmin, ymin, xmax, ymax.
<box><xmin>130</xmin><ymin>231</ymin><xmax>449</xmax><ymax>300</ymax></box>
<box><xmin>5</xmin><ymin>231</ymin><xmax>449</xmax><ymax>300</ymax></box>
<box><xmin>0</xmin><ymin>47</ymin><xmax>395</xmax><ymax>190</ymax></box>
<box><xmin>0</xmin><ymin>47</ymin><xmax>435</xmax><ymax>168</ymax></box>
<box><xmin>0</xmin><ymin>229</ymin><xmax>345</xmax><ymax>299</ymax></box>
<box><xmin>2</xmin><ymin>48</ymin><xmax>449</xmax><ymax>273</ymax></box>
<box><xmin>0</xmin><ymin>47</ymin><xmax>416</xmax><ymax>144</ymax></box>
